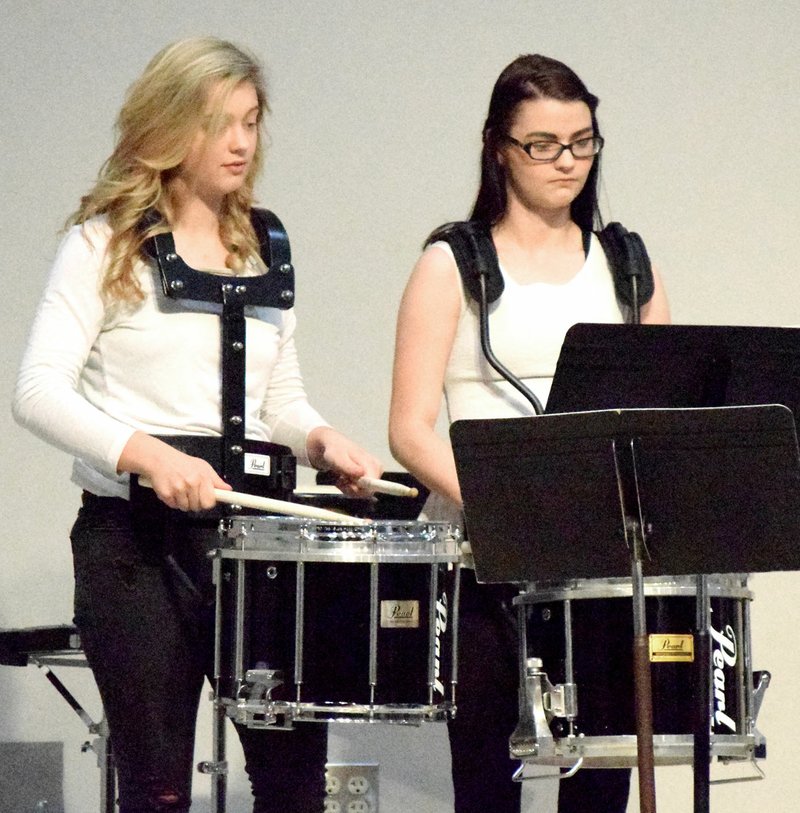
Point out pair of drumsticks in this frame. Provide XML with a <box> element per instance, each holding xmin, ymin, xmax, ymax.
<box><xmin>140</xmin><ymin>476</ymin><xmax>418</xmax><ymax>525</ymax></box>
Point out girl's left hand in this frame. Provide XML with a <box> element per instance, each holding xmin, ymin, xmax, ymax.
<box><xmin>306</xmin><ymin>426</ymin><xmax>384</xmax><ymax>497</ymax></box>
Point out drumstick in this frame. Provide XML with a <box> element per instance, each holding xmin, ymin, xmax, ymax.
<box><xmin>357</xmin><ymin>477</ymin><xmax>419</xmax><ymax>498</ymax></box>
<box><xmin>137</xmin><ymin>478</ymin><xmax>370</xmax><ymax>525</ymax></box>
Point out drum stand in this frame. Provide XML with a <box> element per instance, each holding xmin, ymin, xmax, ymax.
<box><xmin>32</xmin><ymin>654</ymin><xmax>116</xmax><ymax>813</ymax></box>
<box><xmin>451</xmin><ymin>403</ymin><xmax>800</xmax><ymax>813</ymax></box>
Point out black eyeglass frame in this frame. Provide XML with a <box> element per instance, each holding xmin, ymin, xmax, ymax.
<box><xmin>505</xmin><ymin>134</ymin><xmax>605</xmax><ymax>163</ymax></box>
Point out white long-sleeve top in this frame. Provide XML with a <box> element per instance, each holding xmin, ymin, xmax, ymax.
<box><xmin>13</xmin><ymin>217</ymin><xmax>328</xmax><ymax>498</ymax></box>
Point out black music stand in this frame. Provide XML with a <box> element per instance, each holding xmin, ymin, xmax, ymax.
<box><xmin>451</xmin><ymin>405</ymin><xmax>800</xmax><ymax>813</ymax></box>
<box><xmin>451</xmin><ymin>405</ymin><xmax>800</xmax><ymax>584</ymax></box>
<box><xmin>545</xmin><ymin>322</ymin><xmax>800</xmax><ymax>419</ymax></box>
<box><xmin>450</xmin><ymin>323</ymin><xmax>800</xmax><ymax>813</ymax></box>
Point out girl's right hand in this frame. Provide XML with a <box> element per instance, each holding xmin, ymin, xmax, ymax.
<box><xmin>118</xmin><ymin>431</ymin><xmax>231</xmax><ymax>511</ymax></box>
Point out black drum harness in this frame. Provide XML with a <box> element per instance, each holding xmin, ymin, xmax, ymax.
<box><xmin>141</xmin><ymin>208</ymin><xmax>298</xmax><ymax>505</ymax></box>
<box><xmin>435</xmin><ymin>220</ymin><xmax>655</xmax><ymax>415</ymax></box>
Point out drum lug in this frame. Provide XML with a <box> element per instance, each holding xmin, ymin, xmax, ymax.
<box><xmin>546</xmin><ymin>682</ymin><xmax>578</xmax><ymax>719</ymax></box>
<box><xmin>228</xmin><ymin>669</ymin><xmax>288</xmax><ymax>728</ymax></box>
<box><xmin>197</xmin><ymin>759</ymin><xmax>228</xmax><ymax>776</ymax></box>
<box><xmin>751</xmin><ymin>670</ymin><xmax>771</xmax><ymax>723</ymax></box>
<box><xmin>511</xmin><ymin>657</ymin><xmax>574</xmax><ymax>759</ymax></box>
<box><xmin>751</xmin><ymin>669</ymin><xmax>771</xmax><ymax>759</ymax></box>
<box><xmin>241</xmin><ymin>668</ymin><xmax>284</xmax><ymax>700</ymax></box>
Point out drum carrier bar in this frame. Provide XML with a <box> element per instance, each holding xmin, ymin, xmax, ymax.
<box><xmin>146</xmin><ymin>207</ymin><xmax>297</xmax><ymax>496</ymax></box>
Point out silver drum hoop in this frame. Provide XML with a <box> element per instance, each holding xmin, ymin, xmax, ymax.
<box><xmin>217</xmin><ymin>516</ymin><xmax>461</xmax><ymax>564</ymax></box>
<box><xmin>514</xmin><ymin>574</ymin><xmax>752</xmax><ymax>606</ymax></box>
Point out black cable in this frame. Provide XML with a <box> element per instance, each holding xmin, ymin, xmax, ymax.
<box><xmin>631</xmin><ymin>275</ymin><xmax>640</xmax><ymax>325</ymax></box>
<box><xmin>477</xmin><ymin>274</ymin><xmax>544</xmax><ymax>415</ymax></box>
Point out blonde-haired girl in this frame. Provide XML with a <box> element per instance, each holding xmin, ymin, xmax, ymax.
<box><xmin>15</xmin><ymin>36</ymin><xmax>382</xmax><ymax>813</ymax></box>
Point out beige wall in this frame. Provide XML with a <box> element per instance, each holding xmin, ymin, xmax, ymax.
<box><xmin>2</xmin><ymin>1</ymin><xmax>799</xmax><ymax>810</ymax></box>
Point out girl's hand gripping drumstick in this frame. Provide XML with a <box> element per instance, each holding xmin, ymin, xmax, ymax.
<box><xmin>138</xmin><ymin>477</ymin><xmax>370</xmax><ymax>525</ymax></box>
<box><xmin>356</xmin><ymin>477</ymin><xmax>419</xmax><ymax>498</ymax></box>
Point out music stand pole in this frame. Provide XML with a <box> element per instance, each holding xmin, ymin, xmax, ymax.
<box><xmin>631</xmin><ymin>528</ymin><xmax>657</xmax><ymax>813</ymax></box>
<box><xmin>693</xmin><ymin>576</ymin><xmax>711</xmax><ymax>813</ymax></box>
<box><xmin>617</xmin><ymin>437</ymin><xmax>657</xmax><ymax>813</ymax></box>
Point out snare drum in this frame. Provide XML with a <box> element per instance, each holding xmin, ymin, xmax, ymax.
<box><xmin>511</xmin><ymin>575</ymin><xmax>769</xmax><ymax>768</ymax></box>
<box><xmin>213</xmin><ymin>516</ymin><xmax>461</xmax><ymax>727</ymax></box>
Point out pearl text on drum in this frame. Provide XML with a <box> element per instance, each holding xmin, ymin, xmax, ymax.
<box><xmin>434</xmin><ymin>593</ymin><xmax>448</xmax><ymax>696</ymax></box>
<box><xmin>709</xmin><ymin>623</ymin><xmax>737</xmax><ymax>732</ymax></box>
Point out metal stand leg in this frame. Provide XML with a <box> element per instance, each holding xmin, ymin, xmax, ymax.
<box><xmin>198</xmin><ymin>699</ymin><xmax>228</xmax><ymax>813</ymax></box>
<box><xmin>81</xmin><ymin>717</ymin><xmax>115</xmax><ymax>813</ymax></box>
<box><xmin>33</xmin><ymin>660</ymin><xmax>116</xmax><ymax>813</ymax></box>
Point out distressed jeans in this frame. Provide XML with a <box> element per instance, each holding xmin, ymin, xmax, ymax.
<box><xmin>69</xmin><ymin>492</ymin><xmax>327</xmax><ymax>813</ymax></box>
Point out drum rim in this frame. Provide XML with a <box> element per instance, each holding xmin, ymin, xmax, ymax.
<box><xmin>216</xmin><ymin>517</ymin><xmax>462</xmax><ymax>561</ymax></box>
<box><xmin>214</xmin><ymin>548</ymin><xmax>462</xmax><ymax>563</ymax></box>
<box><xmin>510</xmin><ymin>732</ymin><xmax>757</xmax><ymax>768</ymax></box>
<box><xmin>221</xmin><ymin>516</ymin><xmax>457</xmax><ymax>533</ymax></box>
<box><xmin>222</xmin><ymin>696</ymin><xmax>456</xmax><ymax>727</ymax></box>
<box><xmin>514</xmin><ymin>574</ymin><xmax>752</xmax><ymax>604</ymax></box>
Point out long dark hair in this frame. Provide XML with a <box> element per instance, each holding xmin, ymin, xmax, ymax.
<box><xmin>470</xmin><ymin>54</ymin><xmax>602</xmax><ymax>232</ymax></box>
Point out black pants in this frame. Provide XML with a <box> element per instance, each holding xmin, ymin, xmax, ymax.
<box><xmin>447</xmin><ymin>570</ymin><xmax>522</xmax><ymax>813</ymax></box>
<box><xmin>558</xmin><ymin>767</ymin><xmax>630</xmax><ymax>812</ymax></box>
<box><xmin>69</xmin><ymin>493</ymin><xmax>327</xmax><ymax>813</ymax></box>
<box><xmin>449</xmin><ymin>570</ymin><xmax>630</xmax><ymax>813</ymax></box>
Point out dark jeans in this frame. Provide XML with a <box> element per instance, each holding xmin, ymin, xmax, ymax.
<box><xmin>70</xmin><ymin>493</ymin><xmax>327</xmax><ymax>813</ymax></box>
<box><xmin>447</xmin><ymin>569</ymin><xmax>522</xmax><ymax>813</ymax></box>
<box><xmin>557</xmin><ymin>767</ymin><xmax>630</xmax><ymax>813</ymax></box>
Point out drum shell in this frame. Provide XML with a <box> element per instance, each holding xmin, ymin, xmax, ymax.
<box><xmin>214</xmin><ymin>518</ymin><xmax>460</xmax><ymax>719</ymax></box>
<box><xmin>522</xmin><ymin>581</ymin><xmax>748</xmax><ymax>739</ymax></box>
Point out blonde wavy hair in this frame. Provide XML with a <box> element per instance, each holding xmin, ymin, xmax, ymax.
<box><xmin>69</xmin><ymin>37</ymin><xmax>269</xmax><ymax>303</ymax></box>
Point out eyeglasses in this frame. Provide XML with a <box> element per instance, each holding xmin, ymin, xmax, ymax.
<box><xmin>505</xmin><ymin>134</ymin><xmax>604</xmax><ymax>163</ymax></box>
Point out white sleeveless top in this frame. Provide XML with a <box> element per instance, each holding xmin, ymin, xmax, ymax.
<box><xmin>422</xmin><ymin>233</ymin><xmax>626</xmax><ymax>526</ymax></box>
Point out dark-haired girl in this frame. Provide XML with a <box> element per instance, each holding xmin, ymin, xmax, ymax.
<box><xmin>390</xmin><ymin>54</ymin><xmax>669</xmax><ymax>813</ymax></box>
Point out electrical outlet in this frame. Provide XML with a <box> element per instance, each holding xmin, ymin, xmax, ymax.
<box><xmin>325</xmin><ymin>763</ymin><xmax>379</xmax><ymax>813</ymax></box>
<box><xmin>326</xmin><ymin>774</ymin><xmax>342</xmax><ymax>796</ymax></box>
<box><xmin>347</xmin><ymin>775</ymin><xmax>371</xmax><ymax>795</ymax></box>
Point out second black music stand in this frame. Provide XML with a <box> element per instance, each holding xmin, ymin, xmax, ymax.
<box><xmin>451</xmin><ymin>404</ymin><xmax>800</xmax><ymax>813</ymax></box>
<box><xmin>450</xmin><ymin>322</ymin><xmax>800</xmax><ymax>813</ymax></box>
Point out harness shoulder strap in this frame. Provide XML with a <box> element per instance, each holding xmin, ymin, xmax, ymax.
<box><xmin>432</xmin><ymin>221</ymin><xmax>504</xmax><ymax>304</ymax></box>
<box><xmin>250</xmin><ymin>207</ymin><xmax>292</xmax><ymax>272</ymax></box>
<box><xmin>433</xmin><ymin>219</ymin><xmax>655</xmax><ymax>312</ymax></box>
<box><xmin>141</xmin><ymin>208</ymin><xmax>295</xmax><ymax>308</ymax></box>
<box><xmin>595</xmin><ymin>221</ymin><xmax>655</xmax><ymax>310</ymax></box>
